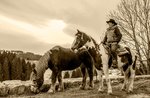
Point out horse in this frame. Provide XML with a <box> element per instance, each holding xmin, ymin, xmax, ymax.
<box><xmin>30</xmin><ymin>45</ymin><xmax>97</xmax><ymax>93</ymax></box>
<box><xmin>71</xmin><ymin>29</ymin><xmax>137</xmax><ymax>94</ymax></box>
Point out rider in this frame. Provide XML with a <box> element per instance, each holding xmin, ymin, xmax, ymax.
<box><xmin>101</xmin><ymin>19</ymin><xmax>122</xmax><ymax>68</ymax></box>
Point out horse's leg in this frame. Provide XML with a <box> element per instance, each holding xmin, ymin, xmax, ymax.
<box><xmin>80</xmin><ymin>66</ymin><xmax>87</xmax><ymax>90</ymax></box>
<box><xmin>128</xmin><ymin>68</ymin><xmax>135</xmax><ymax>93</ymax></box>
<box><xmin>48</xmin><ymin>71</ymin><xmax>58</xmax><ymax>93</ymax></box>
<box><xmin>98</xmin><ymin>69</ymin><xmax>104</xmax><ymax>92</ymax></box>
<box><xmin>58</xmin><ymin>71</ymin><xmax>64</xmax><ymax>92</ymax></box>
<box><xmin>104</xmin><ymin>62</ymin><xmax>112</xmax><ymax>94</ymax></box>
<box><xmin>87</xmin><ymin>64</ymin><xmax>94</xmax><ymax>89</ymax></box>
<box><xmin>121</xmin><ymin>73</ymin><xmax>128</xmax><ymax>91</ymax></box>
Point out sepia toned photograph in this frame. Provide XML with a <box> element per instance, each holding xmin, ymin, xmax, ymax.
<box><xmin>0</xmin><ymin>0</ymin><xmax>150</xmax><ymax>98</ymax></box>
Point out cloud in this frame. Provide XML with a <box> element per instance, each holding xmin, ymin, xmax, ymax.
<box><xmin>0</xmin><ymin>0</ymin><xmax>120</xmax><ymax>30</ymax></box>
<box><xmin>0</xmin><ymin>0</ymin><xmax>120</xmax><ymax>54</ymax></box>
<box><xmin>0</xmin><ymin>31</ymin><xmax>45</xmax><ymax>54</ymax></box>
<box><xmin>0</xmin><ymin>31</ymin><xmax>71</xmax><ymax>55</ymax></box>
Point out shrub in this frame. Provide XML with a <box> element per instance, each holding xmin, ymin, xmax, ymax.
<box><xmin>71</xmin><ymin>68</ymin><xmax>82</xmax><ymax>78</ymax></box>
<box><xmin>63</xmin><ymin>71</ymin><xmax>70</xmax><ymax>79</ymax></box>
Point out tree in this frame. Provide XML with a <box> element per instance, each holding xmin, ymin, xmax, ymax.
<box><xmin>25</xmin><ymin>62</ymin><xmax>32</xmax><ymax>80</ymax></box>
<box><xmin>0</xmin><ymin>51</ymin><xmax>35</xmax><ymax>81</ymax></box>
<box><xmin>0</xmin><ymin>63</ymin><xmax>3</xmax><ymax>81</ymax></box>
<box><xmin>109</xmin><ymin>0</ymin><xmax>150</xmax><ymax>74</ymax></box>
<box><xmin>3</xmin><ymin>57</ymin><xmax>10</xmax><ymax>80</ymax></box>
<box><xmin>21</xmin><ymin>59</ymin><xmax>26</xmax><ymax>80</ymax></box>
<box><xmin>11</xmin><ymin>57</ymin><xmax>22</xmax><ymax>80</ymax></box>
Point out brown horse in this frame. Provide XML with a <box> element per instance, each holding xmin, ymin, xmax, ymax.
<box><xmin>71</xmin><ymin>29</ymin><xmax>137</xmax><ymax>94</ymax></box>
<box><xmin>30</xmin><ymin>45</ymin><xmax>97</xmax><ymax>93</ymax></box>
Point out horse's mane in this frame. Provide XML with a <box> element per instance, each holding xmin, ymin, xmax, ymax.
<box><xmin>82</xmin><ymin>32</ymin><xmax>91</xmax><ymax>42</ymax></box>
<box><xmin>35</xmin><ymin>50</ymin><xmax>51</xmax><ymax>78</ymax></box>
<box><xmin>81</xmin><ymin>32</ymin><xmax>99</xmax><ymax>50</ymax></box>
<box><xmin>90</xmin><ymin>37</ymin><xmax>100</xmax><ymax>50</ymax></box>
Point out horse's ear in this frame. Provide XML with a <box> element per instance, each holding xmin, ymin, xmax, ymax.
<box><xmin>33</xmin><ymin>69</ymin><xmax>37</xmax><ymax>74</ymax></box>
<box><xmin>31</xmin><ymin>64</ymin><xmax>35</xmax><ymax>70</ymax></box>
<box><xmin>81</xmin><ymin>33</ymin><xmax>84</xmax><ymax>40</ymax></box>
<box><xmin>77</xmin><ymin>29</ymin><xmax>80</xmax><ymax>32</ymax></box>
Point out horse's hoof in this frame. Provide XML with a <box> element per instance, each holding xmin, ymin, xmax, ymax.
<box><xmin>127</xmin><ymin>90</ymin><xmax>133</xmax><ymax>94</ymax></box>
<box><xmin>87</xmin><ymin>86</ymin><xmax>94</xmax><ymax>90</ymax></box>
<box><xmin>58</xmin><ymin>88</ymin><xmax>64</xmax><ymax>92</ymax></box>
<box><xmin>48</xmin><ymin>89</ymin><xmax>55</xmax><ymax>94</ymax></box>
<box><xmin>30</xmin><ymin>86</ymin><xmax>40</xmax><ymax>94</ymax></box>
<box><xmin>107</xmin><ymin>92</ymin><xmax>112</xmax><ymax>95</ymax></box>
<box><xmin>98</xmin><ymin>88</ymin><xmax>104</xmax><ymax>93</ymax></box>
<box><xmin>79</xmin><ymin>85</ymin><xmax>86</xmax><ymax>90</ymax></box>
<box><xmin>107</xmin><ymin>91</ymin><xmax>112</xmax><ymax>95</ymax></box>
<box><xmin>121</xmin><ymin>88</ymin><xmax>126</xmax><ymax>91</ymax></box>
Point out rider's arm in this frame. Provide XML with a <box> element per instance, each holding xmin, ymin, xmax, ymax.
<box><xmin>115</xmin><ymin>27</ymin><xmax>122</xmax><ymax>43</ymax></box>
<box><xmin>102</xmin><ymin>32</ymin><xmax>107</xmax><ymax>44</ymax></box>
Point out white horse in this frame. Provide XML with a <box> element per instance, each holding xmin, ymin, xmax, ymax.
<box><xmin>71</xmin><ymin>29</ymin><xmax>137</xmax><ymax>94</ymax></box>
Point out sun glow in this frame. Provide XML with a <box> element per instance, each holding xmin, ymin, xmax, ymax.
<box><xmin>46</xmin><ymin>20</ymin><xmax>66</xmax><ymax>32</ymax></box>
<box><xmin>40</xmin><ymin>19</ymin><xmax>73</xmax><ymax>44</ymax></box>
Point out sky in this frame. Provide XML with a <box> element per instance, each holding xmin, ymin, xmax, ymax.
<box><xmin>0</xmin><ymin>0</ymin><xmax>120</xmax><ymax>55</ymax></box>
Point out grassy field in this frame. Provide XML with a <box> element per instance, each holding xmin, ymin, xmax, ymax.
<box><xmin>8</xmin><ymin>79</ymin><xmax>150</xmax><ymax>98</ymax></box>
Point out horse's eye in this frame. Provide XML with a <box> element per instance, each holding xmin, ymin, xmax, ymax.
<box><xmin>33</xmin><ymin>80</ymin><xmax>37</xmax><ymax>84</ymax></box>
<box><xmin>33</xmin><ymin>80</ymin><xmax>37</xmax><ymax>82</ymax></box>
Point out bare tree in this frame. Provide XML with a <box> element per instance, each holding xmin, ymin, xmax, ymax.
<box><xmin>109</xmin><ymin>0</ymin><xmax>150</xmax><ymax>74</ymax></box>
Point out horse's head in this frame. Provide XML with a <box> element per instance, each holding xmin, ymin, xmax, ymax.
<box><xmin>71</xmin><ymin>29</ymin><xmax>102</xmax><ymax>68</ymax></box>
<box><xmin>30</xmin><ymin>66</ymin><xmax>44</xmax><ymax>93</ymax></box>
<box><xmin>71</xmin><ymin>29</ymin><xmax>91</xmax><ymax>51</ymax></box>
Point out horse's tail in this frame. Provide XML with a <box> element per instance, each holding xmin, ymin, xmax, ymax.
<box><xmin>132</xmin><ymin>55</ymin><xmax>137</xmax><ymax>70</ymax></box>
<box><xmin>125</xmin><ymin>47</ymin><xmax>137</xmax><ymax>70</ymax></box>
<box><xmin>125</xmin><ymin>47</ymin><xmax>133</xmax><ymax>65</ymax></box>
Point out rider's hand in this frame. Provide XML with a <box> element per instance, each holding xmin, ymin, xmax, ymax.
<box><xmin>101</xmin><ymin>41</ymin><xmax>105</xmax><ymax>45</ymax></box>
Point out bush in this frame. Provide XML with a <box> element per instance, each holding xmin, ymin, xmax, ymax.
<box><xmin>75</xmin><ymin>68</ymin><xmax>82</xmax><ymax>77</ymax></box>
<box><xmin>71</xmin><ymin>70</ymin><xmax>76</xmax><ymax>78</ymax></box>
<box><xmin>71</xmin><ymin>68</ymin><xmax>82</xmax><ymax>78</ymax></box>
<box><xmin>63</xmin><ymin>71</ymin><xmax>70</xmax><ymax>79</ymax></box>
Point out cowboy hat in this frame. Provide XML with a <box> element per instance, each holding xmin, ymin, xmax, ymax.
<box><xmin>106</xmin><ymin>19</ymin><xmax>117</xmax><ymax>25</ymax></box>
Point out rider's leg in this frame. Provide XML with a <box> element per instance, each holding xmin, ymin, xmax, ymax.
<box><xmin>111</xmin><ymin>43</ymin><xmax>118</xmax><ymax>68</ymax></box>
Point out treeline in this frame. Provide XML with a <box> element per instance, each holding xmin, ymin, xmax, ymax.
<box><xmin>0</xmin><ymin>51</ymin><xmax>34</xmax><ymax>81</ymax></box>
<box><xmin>17</xmin><ymin>52</ymin><xmax>41</xmax><ymax>60</ymax></box>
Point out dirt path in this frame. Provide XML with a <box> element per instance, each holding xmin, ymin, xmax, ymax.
<box><xmin>8</xmin><ymin>79</ymin><xmax>150</xmax><ymax>98</ymax></box>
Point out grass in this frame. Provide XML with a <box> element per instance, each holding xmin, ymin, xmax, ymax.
<box><xmin>8</xmin><ymin>79</ymin><xmax>150</xmax><ymax>98</ymax></box>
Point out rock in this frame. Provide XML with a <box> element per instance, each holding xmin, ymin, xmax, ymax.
<box><xmin>9</xmin><ymin>85</ymin><xmax>27</xmax><ymax>95</ymax></box>
<box><xmin>0</xmin><ymin>80</ymin><xmax>33</xmax><ymax>96</ymax></box>
<box><xmin>17</xmin><ymin>85</ymin><xmax>26</xmax><ymax>95</ymax></box>
<box><xmin>0</xmin><ymin>79</ymin><xmax>81</xmax><ymax>96</ymax></box>
<box><xmin>0</xmin><ymin>83</ymin><xmax>9</xmax><ymax>97</ymax></box>
<box><xmin>9</xmin><ymin>86</ymin><xmax>19</xmax><ymax>95</ymax></box>
<box><xmin>40</xmin><ymin>84</ymin><xmax>51</xmax><ymax>92</ymax></box>
<box><xmin>146</xmin><ymin>88</ymin><xmax>150</xmax><ymax>92</ymax></box>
